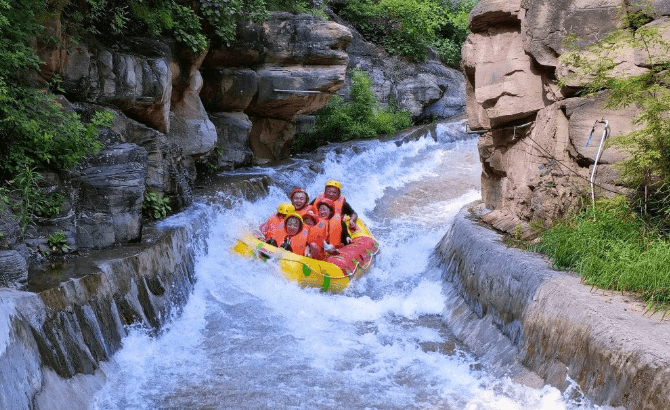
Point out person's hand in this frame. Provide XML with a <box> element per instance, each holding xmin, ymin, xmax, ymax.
<box><xmin>324</xmin><ymin>242</ymin><xmax>335</xmax><ymax>252</ymax></box>
<box><xmin>346</xmin><ymin>236</ymin><xmax>352</xmax><ymax>244</ymax></box>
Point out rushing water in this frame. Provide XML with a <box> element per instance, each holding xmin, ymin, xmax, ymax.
<box><xmin>91</xmin><ymin>120</ymin><xmax>604</xmax><ymax>410</ymax></box>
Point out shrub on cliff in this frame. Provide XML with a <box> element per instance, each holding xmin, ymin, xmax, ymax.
<box><xmin>62</xmin><ymin>0</ymin><xmax>317</xmax><ymax>53</ymax></box>
<box><xmin>559</xmin><ymin>3</ymin><xmax>670</xmax><ymax>228</ymax></box>
<box><xmin>0</xmin><ymin>0</ymin><xmax>110</xmax><ymax>229</ymax></box>
<box><xmin>291</xmin><ymin>68</ymin><xmax>412</xmax><ymax>153</ymax></box>
<box><xmin>334</xmin><ymin>0</ymin><xmax>478</xmax><ymax>66</ymax></box>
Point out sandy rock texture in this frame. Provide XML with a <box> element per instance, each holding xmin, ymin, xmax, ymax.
<box><xmin>462</xmin><ymin>0</ymin><xmax>670</xmax><ymax>235</ymax></box>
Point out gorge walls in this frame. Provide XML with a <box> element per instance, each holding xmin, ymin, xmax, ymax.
<box><xmin>462</xmin><ymin>0</ymin><xmax>670</xmax><ymax>236</ymax></box>
<box><xmin>1</xmin><ymin>9</ymin><xmax>466</xmax><ymax>286</ymax></box>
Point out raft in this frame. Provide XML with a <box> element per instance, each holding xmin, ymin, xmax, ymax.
<box><xmin>232</xmin><ymin>218</ymin><xmax>379</xmax><ymax>293</ymax></box>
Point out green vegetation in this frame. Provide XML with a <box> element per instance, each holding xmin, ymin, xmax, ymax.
<box><xmin>142</xmin><ymin>191</ymin><xmax>171</xmax><ymax>220</ymax></box>
<box><xmin>560</xmin><ymin>3</ymin><xmax>670</xmax><ymax>225</ymax></box>
<box><xmin>47</xmin><ymin>231</ymin><xmax>71</xmax><ymax>253</ymax></box>
<box><xmin>63</xmin><ymin>0</ymin><xmax>322</xmax><ymax>53</ymax></box>
<box><xmin>335</xmin><ymin>0</ymin><xmax>478</xmax><ymax>65</ymax></box>
<box><xmin>537</xmin><ymin>197</ymin><xmax>670</xmax><ymax>310</ymax></box>
<box><xmin>291</xmin><ymin>68</ymin><xmax>412</xmax><ymax>153</ymax></box>
<box><xmin>0</xmin><ymin>0</ymin><xmax>111</xmax><ymax>230</ymax></box>
<box><xmin>536</xmin><ymin>2</ymin><xmax>670</xmax><ymax>312</ymax></box>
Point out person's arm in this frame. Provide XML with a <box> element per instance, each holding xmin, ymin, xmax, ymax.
<box><xmin>342</xmin><ymin>201</ymin><xmax>358</xmax><ymax>227</ymax></box>
<box><xmin>340</xmin><ymin>220</ymin><xmax>352</xmax><ymax>244</ymax></box>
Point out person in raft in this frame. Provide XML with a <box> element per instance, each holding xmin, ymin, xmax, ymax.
<box><xmin>289</xmin><ymin>187</ymin><xmax>311</xmax><ymax>218</ymax></box>
<box><xmin>314</xmin><ymin>199</ymin><xmax>351</xmax><ymax>255</ymax></box>
<box><xmin>311</xmin><ymin>179</ymin><xmax>358</xmax><ymax>231</ymax></box>
<box><xmin>301</xmin><ymin>210</ymin><xmax>324</xmax><ymax>260</ymax></box>
<box><xmin>267</xmin><ymin>213</ymin><xmax>311</xmax><ymax>257</ymax></box>
<box><xmin>259</xmin><ymin>202</ymin><xmax>295</xmax><ymax>243</ymax></box>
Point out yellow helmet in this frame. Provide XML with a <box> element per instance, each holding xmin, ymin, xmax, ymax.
<box><xmin>277</xmin><ymin>202</ymin><xmax>295</xmax><ymax>215</ymax></box>
<box><xmin>284</xmin><ymin>212</ymin><xmax>303</xmax><ymax>224</ymax></box>
<box><xmin>325</xmin><ymin>179</ymin><xmax>342</xmax><ymax>190</ymax></box>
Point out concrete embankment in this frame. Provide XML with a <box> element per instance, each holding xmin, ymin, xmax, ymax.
<box><xmin>437</xmin><ymin>202</ymin><xmax>670</xmax><ymax>410</ymax></box>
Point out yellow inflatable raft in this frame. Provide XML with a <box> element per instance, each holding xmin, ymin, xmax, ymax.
<box><xmin>232</xmin><ymin>218</ymin><xmax>379</xmax><ymax>293</ymax></box>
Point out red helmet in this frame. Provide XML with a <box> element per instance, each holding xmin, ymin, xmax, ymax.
<box><xmin>302</xmin><ymin>210</ymin><xmax>318</xmax><ymax>225</ymax></box>
<box><xmin>315</xmin><ymin>198</ymin><xmax>335</xmax><ymax>218</ymax></box>
<box><xmin>290</xmin><ymin>187</ymin><xmax>309</xmax><ymax>202</ymax></box>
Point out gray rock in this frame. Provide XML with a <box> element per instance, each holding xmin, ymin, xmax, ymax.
<box><xmin>73</xmin><ymin>143</ymin><xmax>148</xmax><ymax>249</ymax></box>
<box><xmin>209</xmin><ymin>112</ymin><xmax>254</xmax><ymax>170</ymax></box>
<box><xmin>61</xmin><ymin>40</ymin><xmax>172</xmax><ymax>133</ymax></box>
<box><xmin>520</xmin><ymin>0</ymin><xmax>625</xmax><ymax>67</ymax></box>
<box><xmin>0</xmin><ymin>210</ymin><xmax>21</xmax><ymax>249</ymax></box>
<box><xmin>0</xmin><ymin>250</ymin><xmax>28</xmax><ymax>287</ymax></box>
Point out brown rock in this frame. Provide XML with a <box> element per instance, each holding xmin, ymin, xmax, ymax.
<box><xmin>248</xmin><ymin>117</ymin><xmax>295</xmax><ymax>161</ymax></box>
<box><xmin>462</xmin><ymin>26</ymin><xmax>546</xmax><ymax>129</ymax></box>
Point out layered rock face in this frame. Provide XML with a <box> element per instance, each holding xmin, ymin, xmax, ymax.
<box><xmin>463</xmin><ymin>0</ymin><xmax>670</xmax><ymax>235</ymax></box>
<box><xmin>2</xmin><ymin>9</ymin><xmax>466</xmax><ymax>285</ymax></box>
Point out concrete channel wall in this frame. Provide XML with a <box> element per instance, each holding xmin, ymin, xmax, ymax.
<box><xmin>436</xmin><ymin>202</ymin><xmax>670</xmax><ymax>410</ymax></box>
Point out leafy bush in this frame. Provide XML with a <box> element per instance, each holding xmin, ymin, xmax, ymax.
<box><xmin>142</xmin><ymin>191</ymin><xmax>171</xmax><ymax>220</ymax></box>
<box><xmin>537</xmin><ymin>196</ymin><xmax>670</xmax><ymax>306</ymax></box>
<box><xmin>62</xmin><ymin>0</ymin><xmax>313</xmax><ymax>53</ymax></box>
<box><xmin>47</xmin><ymin>231</ymin><xmax>71</xmax><ymax>253</ymax></box>
<box><xmin>0</xmin><ymin>0</ymin><xmax>111</xmax><ymax>230</ymax></box>
<box><xmin>292</xmin><ymin>69</ymin><xmax>412</xmax><ymax>152</ymax></box>
<box><xmin>337</xmin><ymin>0</ymin><xmax>478</xmax><ymax>64</ymax></box>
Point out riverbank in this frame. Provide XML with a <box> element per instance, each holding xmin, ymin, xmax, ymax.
<box><xmin>437</xmin><ymin>201</ymin><xmax>670</xmax><ymax>409</ymax></box>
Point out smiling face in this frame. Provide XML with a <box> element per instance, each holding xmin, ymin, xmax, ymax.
<box><xmin>291</xmin><ymin>192</ymin><xmax>307</xmax><ymax>210</ymax></box>
<box><xmin>318</xmin><ymin>204</ymin><xmax>332</xmax><ymax>219</ymax></box>
<box><xmin>285</xmin><ymin>216</ymin><xmax>301</xmax><ymax>236</ymax></box>
<box><xmin>324</xmin><ymin>186</ymin><xmax>340</xmax><ymax>201</ymax></box>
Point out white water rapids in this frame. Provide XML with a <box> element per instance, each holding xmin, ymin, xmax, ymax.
<box><xmin>91</xmin><ymin>120</ymin><xmax>605</xmax><ymax>409</ymax></box>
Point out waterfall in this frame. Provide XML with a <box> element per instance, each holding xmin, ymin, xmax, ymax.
<box><xmin>90</xmin><ymin>119</ymin><xmax>600</xmax><ymax>409</ymax></box>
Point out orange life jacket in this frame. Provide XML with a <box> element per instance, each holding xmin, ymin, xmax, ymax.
<box><xmin>260</xmin><ymin>215</ymin><xmax>283</xmax><ymax>240</ymax></box>
<box><xmin>295</xmin><ymin>206</ymin><xmax>311</xmax><ymax>218</ymax></box>
<box><xmin>307</xmin><ymin>219</ymin><xmax>328</xmax><ymax>260</ymax></box>
<box><xmin>271</xmin><ymin>227</ymin><xmax>309</xmax><ymax>256</ymax></box>
<box><xmin>312</xmin><ymin>193</ymin><xmax>346</xmax><ymax>215</ymax></box>
<box><xmin>326</xmin><ymin>213</ymin><xmax>344</xmax><ymax>248</ymax></box>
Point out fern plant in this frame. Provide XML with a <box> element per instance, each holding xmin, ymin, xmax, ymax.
<box><xmin>142</xmin><ymin>191</ymin><xmax>171</xmax><ymax>220</ymax></box>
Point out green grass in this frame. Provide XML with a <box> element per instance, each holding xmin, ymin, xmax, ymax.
<box><xmin>536</xmin><ymin>196</ymin><xmax>670</xmax><ymax>308</ymax></box>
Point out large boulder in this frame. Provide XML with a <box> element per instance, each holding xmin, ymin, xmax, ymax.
<box><xmin>462</xmin><ymin>5</ymin><xmax>548</xmax><ymax>129</ymax></box>
<box><xmin>520</xmin><ymin>0</ymin><xmax>625</xmax><ymax>68</ymax></box>
<box><xmin>203</xmin><ymin>12</ymin><xmax>353</xmax><ymax>161</ymax></box>
<box><xmin>462</xmin><ymin>0</ymin><xmax>657</xmax><ymax>234</ymax></box>
<box><xmin>61</xmin><ymin>39</ymin><xmax>172</xmax><ymax>134</ymax></box>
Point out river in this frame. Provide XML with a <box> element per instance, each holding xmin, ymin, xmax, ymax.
<box><xmin>91</xmin><ymin>120</ymin><xmax>604</xmax><ymax>409</ymax></box>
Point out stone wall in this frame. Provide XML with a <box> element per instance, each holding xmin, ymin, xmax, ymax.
<box><xmin>437</xmin><ymin>203</ymin><xmax>670</xmax><ymax>409</ymax></box>
<box><xmin>0</xmin><ymin>176</ymin><xmax>270</xmax><ymax>409</ymax></box>
<box><xmin>463</xmin><ymin>0</ymin><xmax>670</xmax><ymax>235</ymax></box>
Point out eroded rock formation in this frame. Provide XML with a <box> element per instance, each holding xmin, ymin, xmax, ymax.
<box><xmin>463</xmin><ymin>0</ymin><xmax>669</xmax><ymax>235</ymax></box>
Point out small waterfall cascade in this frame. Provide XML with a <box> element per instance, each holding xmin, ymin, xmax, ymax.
<box><xmin>1</xmin><ymin>120</ymin><xmax>605</xmax><ymax>409</ymax></box>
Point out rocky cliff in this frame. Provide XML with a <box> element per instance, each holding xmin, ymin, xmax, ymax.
<box><xmin>462</xmin><ymin>0</ymin><xmax>670</xmax><ymax>236</ymax></box>
<box><xmin>1</xmin><ymin>10</ymin><xmax>465</xmax><ymax>286</ymax></box>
